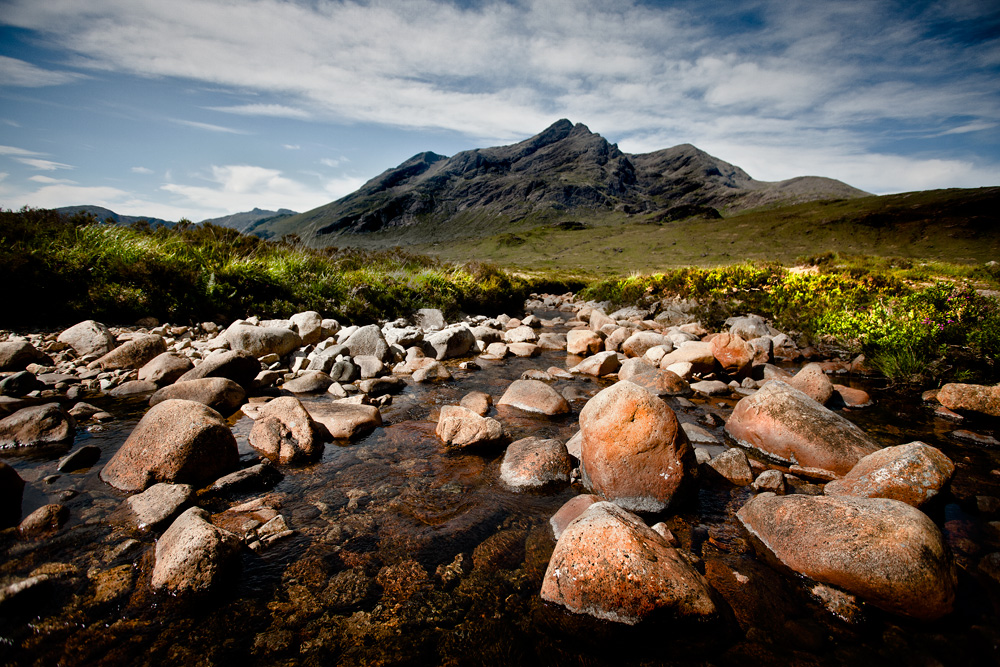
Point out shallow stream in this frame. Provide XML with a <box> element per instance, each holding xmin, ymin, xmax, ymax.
<box><xmin>3</xmin><ymin>311</ymin><xmax>1000</xmax><ymax>666</ymax></box>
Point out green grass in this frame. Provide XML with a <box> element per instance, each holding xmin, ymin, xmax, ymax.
<box><xmin>0</xmin><ymin>208</ymin><xmax>557</xmax><ymax>328</ymax></box>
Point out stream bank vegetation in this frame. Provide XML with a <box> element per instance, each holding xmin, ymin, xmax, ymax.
<box><xmin>3</xmin><ymin>207</ymin><xmax>996</xmax><ymax>386</ymax></box>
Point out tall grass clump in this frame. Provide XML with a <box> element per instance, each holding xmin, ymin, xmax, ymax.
<box><xmin>0</xmin><ymin>208</ymin><xmax>545</xmax><ymax>327</ymax></box>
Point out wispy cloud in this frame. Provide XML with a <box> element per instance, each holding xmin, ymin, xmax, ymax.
<box><xmin>208</xmin><ymin>104</ymin><xmax>311</xmax><ymax>120</ymax></box>
<box><xmin>0</xmin><ymin>145</ymin><xmax>41</xmax><ymax>156</ymax></box>
<box><xmin>131</xmin><ymin>166</ymin><xmax>154</xmax><ymax>174</ymax></box>
<box><xmin>0</xmin><ymin>55</ymin><xmax>82</xmax><ymax>87</ymax></box>
<box><xmin>169</xmin><ymin>118</ymin><xmax>251</xmax><ymax>134</ymax></box>
<box><xmin>28</xmin><ymin>174</ymin><xmax>77</xmax><ymax>184</ymax></box>
<box><xmin>15</xmin><ymin>156</ymin><xmax>74</xmax><ymax>171</ymax></box>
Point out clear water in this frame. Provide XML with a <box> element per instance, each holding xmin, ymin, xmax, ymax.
<box><xmin>2</xmin><ymin>315</ymin><xmax>999</xmax><ymax>666</ymax></box>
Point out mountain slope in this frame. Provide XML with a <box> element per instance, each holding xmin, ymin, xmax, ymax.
<box><xmin>55</xmin><ymin>205</ymin><xmax>175</xmax><ymax>228</ymax></box>
<box><xmin>262</xmin><ymin>120</ymin><xmax>868</xmax><ymax>246</ymax></box>
<box><xmin>199</xmin><ymin>207</ymin><xmax>297</xmax><ymax>235</ymax></box>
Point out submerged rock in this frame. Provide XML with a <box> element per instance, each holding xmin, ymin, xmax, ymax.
<box><xmin>579</xmin><ymin>381</ymin><xmax>694</xmax><ymax>512</ymax></box>
<box><xmin>541</xmin><ymin>502</ymin><xmax>717</xmax><ymax>625</ymax></box>
<box><xmin>725</xmin><ymin>380</ymin><xmax>879</xmax><ymax>475</ymax></box>
<box><xmin>499</xmin><ymin>436</ymin><xmax>571</xmax><ymax>490</ymax></box>
<box><xmin>436</xmin><ymin>405</ymin><xmax>505</xmax><ymax>448</ymax></box>
<box><xmin>248</xmin><ymin>396</ymin><xmax>322</xmax><ymax>464</ymax></box>
<box><xmin>737</xmin><ymin>493</ymin><xmax>956</xmax><ymax>620</ymax></box>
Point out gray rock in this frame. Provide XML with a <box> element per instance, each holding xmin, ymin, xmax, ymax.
<box><xmin>0</xmin><ymin>371</ymin><xmax>42</xmax><ymax>397</ymax></box>
<box><xmin>57</xmin><ymin>320</ymin><xmax>117</xmax><ymax>358</ymax></box>
<box><xmin>289</xmin><ymin>311</ymin><xmax>323</xmax><ymax>345</ymax></box>
<box><xmin>500</xmin><ymin>437</ymin><xmax>571</xmax><ymax>490</ymax></box>
<box><xmin>727</xmin><ymin>315</ymin><xmax>772</xmax><ymax>340</ymax></box>
<box><xmin>149</xmin><ymin>377</ymin><xmax>246</xmax><ymax>415</ymax></box>
<box><xmin>123</xmin><ymin>482</ymin><xmax>193</xmax><ymax>531</ymax></box>
<box><xmin>708</xmin><ymin>448</ymin><xmax>754</xmax><ymax>486</ymax></box>
<box><xmin>281</xmin><ymin>371</ymin><xmax>334</xmax><ymax>394</ymax></box>
<box><xmin>343</xmin><ymin>324</ymin><xmax>390</xmax><ymax>361</ymax></box>
<box><xmin>425</xmin><ymin>326</ymin><xmax>476</xmax><ymax>360</ymax></box>
<box><xmin>89</xmin><ymin>334</ymin><xmax>166</xmax><ymax>370</ymax></box>
<box><xmin>415</xmin><ymin>308</ymin><xmax>447</xmax><ymax>330</ymax></box>
<box><xmin>137</xmin><ymin>352</ymin><xmax>193</xmax><ymax>386</ymax></box>
<box><xmin>151</xmin><ymin>507</ymin><xmax>241</xmax><ymax>595</ymax></box>
<box><xmin>225</xmin><ymin>324</ymin><xmax>302</xmax><ymax>358</ymax></box>
<box><xmin>177</xmin><ymin>349</ymin><xmax>261</xmax><ymax>389</ymax></box>
<box><xmin>57</xmin><ymin>444</ymin><xmax>101</xmax><ymax>472</ymax></box>
<box><xmin>0</xmin><ymin>403</ymin><xmax>75</xmax><ymax>449</ymax></box>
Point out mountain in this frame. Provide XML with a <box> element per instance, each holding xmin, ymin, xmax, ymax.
<box><xmin>55</xmin><ymin>205</ymin><xmax>175</xmax><ymax>228</ymax></box>
<box><xmin>199</xmin><ymin>207</ymin><xmax>298</xmax><ymax>236</ymax></box>
<box><xmin>259</xmin><ymin>119</ymin><xmax>868</xmax><ymax>247</ymax></box>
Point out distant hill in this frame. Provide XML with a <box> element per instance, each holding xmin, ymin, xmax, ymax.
<box><xmin>55</xmin><ymin>205</ymin><xmax>175</xmax><ymax>228</ymax></box>
<box><xmin>257</xmin><ymin>119</ymin><xmax>869</xmax><ymax>247</ymax></box>
<box><xmin>198</xmin><ymin>207</ymin><xmax>298</xmax><ymax>236</ymax></box>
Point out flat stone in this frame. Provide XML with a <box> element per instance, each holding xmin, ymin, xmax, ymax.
<box><xmin>123</xmin><ymin>482</ymin><xmax>193</xmax><ymax>531</ymax></box>
<box><xmin>304</xmin><ymin>402</ymin><xmax>382</xmax><ymax>440</ymax></box>
<box><xmin>497</xmin><ymin>379</ymin><xmax>570</xmax><ymax>416</ymax></box>
<box><xmin>57</xmin><ymin>445</ymin><xmax>101</xmax><ymax>473</ymax></box>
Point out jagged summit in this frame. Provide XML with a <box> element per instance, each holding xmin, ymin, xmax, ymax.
<box><xmin>258</xmin><ymin>120</ymin><xmax>867</xmax><ymax>245</ymax></box>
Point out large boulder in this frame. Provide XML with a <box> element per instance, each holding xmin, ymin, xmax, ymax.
<box><xmin>289</xmin><ymin>311</ymin><xmax>323</xmax><ymax>345</ymax></box>
<box><xmin>0</xmin><ymin>403</ymin><xmax>75</xmax><ymax>448</ymax></box>
<box><xmin>89</xmin><ymin>334</ymin><xmax>166</xmax><ymax>370</ymax></box>
<box><xmin>569</xmin><ymin>350</ymin><xmax>621</xmax><ymax>377</ymax></box>
<box><xmin>151</xmin><ymin>507</ymin><xmax>241</xmax><ymax>595</ymax></box>
<box><xmin>499</xmin><ymin>437</ymin><xmax>572</xmax><ymax>490</ymax></box>
<box><xmin>825</xmin><ymin>441</ymin><xmax>955</xmax><ymax>507</ymax></box>
<box><xmin>248</xmin><ymin>396</ymin><xmax>321</xmax><ymax>464</ymax></box>
<box><xmin>304</xmin><ymin>402</ymin><xmax>382</xmax><ymax>440</ymax></box>
<box><xmin>57</xmin><ymin>320</ymin><xmax>117</xmax><ymax>358</ymax></box>
<box><xmin>566</xmin><ymin>330</ymin><xmax>603</xmax><ymax>356</ymax></box>
<box><xmin>281</xmin><ymin>371</ymin><xmax>334</xmax><ymax>394</ymax></box>
<box><xmin>225</xmin><ymin>324</ymin><xmax>301</xmax><ymax>358</ymax></box>
<box><xmin>425</xmin><ymin>326</ymin><xmax>476</xmax><ymax>360</ymax></box>
<box><xmin>436</xmin><ymin>405</ymin><xmax>505</xmax><ymax>448</ymax></box>
<box><xmin>658</xmin><ymin>341</ymin><xmax>716</xmax><ymax>374</ymax></box>
<box><xmin>177</xmin><ymin>349</ymin><xmax>261</xmax><ymax>389</ymax></box>
<box><xmin>710</xmin><ymin>333</ymin><xmax>753</xmax><ymax>377</ymax></box>
<box><xmin>343</xmin><ymin>324</ymin><xmax>390</xmax><ymax>361</ymax></box>
<box><xmin>0</xmin><ymin>341</ymin><xmax>48</xmax><ymax>371</ymax></box>
<box><xmin>737</xmin><ymin>493</ymin><xmax>957</xmax><ymax>620</ymax></box>
<box><xmin>504</xmin><ymin>325</ymin><xmax>539</xmax><ymax>344</ymax></box>
<box><xmin>138</xmin><ymin>352</ymin><xmax>194</xmax><ymax>386</ymax></box>
<box><xmin>100</xmin><ymin>399</ymin><xmax>239</xmax><ymax>493</ymax></box>
<box><xmin>497</xmin><ymin>379</ymin><xmax>570</xmax><ymax>416</ymax></box>
<box><xmin>621</xmin><ymin>331</ymin><xmax>670</xmax><ymax>359</ymax></box>
<box><xmin>788</xmin><ymin>363</ymin><xmax>834</xmax><ymax>405</ymax></box>
<box><xmin>938</xmin><ymin>383</ymin><xmax>1000</xmax><ymax>418</ymax></box>
<box><xmin>149</xmin><ymin>378</ymin><xmax>246</xmax><ymax>415</ymax></box>
<box><xmin>579</xmin><ymin>381</ymin><xmax>694</xmax><ymax>512</ymax></box>
<box><xmin>0</xmin><ymin>460</ymin><xmax>24</xmax><ymax>527</ymax></box>
<box><xmin>617</xmin><ymin>358</ymin><xmax>690</xmax><ymax>397</ymax></box>
<box><xmin>541</xmin><ymin>502</ymin><xmax>717</xmax><ymax>625</ymax></box>
<box><xmin>727</xmin><ymin>315</ymin><xmax>772</xmax><ymax>341</ymax></box>
<box><xmin>588</xmin><ymin>310</ymin><xmax>615</xmax><ymax>332</ymax></box>
<box><xmin>123</xmin><ymin>482</ymin><xmax>193</xmax><ymax>531</ymax></box>
<box><xmin>725</xmin><ymin>380</ymin><xmax>879</xmax><ymax>475</ymax></box>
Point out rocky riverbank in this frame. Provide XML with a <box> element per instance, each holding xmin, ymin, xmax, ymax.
<box><xmin>1</xmin><ymin>294</ymin><xmax>999</xmax><ymax>666</ymax></box>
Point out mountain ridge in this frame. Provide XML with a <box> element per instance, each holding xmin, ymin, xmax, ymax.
<box><xmin>259</xmin><ymin>119</ymin><xmax>869</xmax><ymax>246</ymax></box>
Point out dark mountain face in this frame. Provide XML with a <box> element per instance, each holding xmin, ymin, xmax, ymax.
<box><xmin>255</xmin><ymin>120</ymin><xmax>870</xmax><ymax>245</ymax></box>
<box><xmin>55</xmin><ymin>205</ymin><xmax>175</xmax><ymax>228</ymax></box>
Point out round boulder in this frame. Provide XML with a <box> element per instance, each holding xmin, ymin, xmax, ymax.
<box><xmin>100</xmin><ymin>399</ymin><xmax>239</xmax><ymax>493</ymax></box>
<box><xmin>579</xmin><ymin>381</ymin><xmax>694</xmax><ymax>512</ymax></box>
<box><xmin>138</xmin><ymin>352</ymin><xmax>194</xmax><ymax>386</ymax></box>
<box><xmin>225</xmin><ymin>324</ymin><xmax>302</xmax><ymax>358</ymax></box>
<box><xmin>541</xmin><ymin>501</ymin><xmax>717</xmax><ymax>625</ymax></box>
<box><xmin>824</xmin><ymin>441</ymin><xmax>955</xmax><ymax>507</ymax></box>
<box><xmin>566</xmin><ymin>330</ymin><xmax>603</xmax><ymax>356</ymax></box>
<box><xmin>711</xmin><ymin>333</ymin><xmax>753</xmax><ymax>377</ymax></box>
<box><xmin>57</xmin><ymin>320</ymin><xmax>117</xmax><ymax>358</ymax></box>
<box><xmin>497</xmin><ymin>379</ymin><xmax>570</xmax><ymax>416</ymax></box>
<box><xmin>499</xmin><ymin>437</ymin><xmax>571</xmax><ymax>490</ymax></box>
<box><xmin>89</xmin><ymin>334</ymin><xmax>167</xmax><ymax>370</ymax></box>
<box><xmin>737</xmin><ymin>492</ymin><xmax>957</xmax><ymax>620</ymax></box>
<box><xmin>0</xmin><ymin>403</ymin><xmax>75</xmax><ymax>448</ymax></box>
<box><xmin>937</xmin><ymin>383</ymin><xmax>1000</xmax><ymax>418</ymax></box>
<box><xmin>151</xmin><ymin>507</ymin><xmax>241</xmax><ymax>595</ymax></box>
<box><xmin>177</xmin><ymin>349</ymin><xmax>261</xmax><ymax>389</ymax></box>
<box><xmin>621</xmin><ymin>331</ymin><xmax>670</xmax><ymax>359</ymax></box>
<box><xmin>248</xmin><ymin>396</ymin><xmax>322</xmax><ymax>464</ymax></box>
<box><xmin>0</xmin><ymin>341</ymin><xmax>48</xmax><ymax>371</ymax></box>
<box><xmin>788</xmin><ymin>363</ymin><xmax>834</xmax><ymax>405</ymax></box>
<box><xmin>436</xmin><ymin>405</ymin><xmax>505</xmax><ymax>448</ymax></box>
<box><xmin>149</xmin><ymin>378</ymin><xmax>246</xmax><ymax>415</ymax></box>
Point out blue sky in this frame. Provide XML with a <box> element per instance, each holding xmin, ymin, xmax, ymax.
<box><xmin>1</xmin><ymin>0</ymin><xmax>998</xmax><ymax>222</ymax></box>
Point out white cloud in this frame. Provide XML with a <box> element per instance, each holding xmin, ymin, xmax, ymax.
<box><xmin>131</xmin><ymin>166</ymin><xmax>154</xmax><ymax>174</ymax></box>
<box><xmin>169</xmin><ymin>118</ymin><xmax>251</xmax><ymax>134</ymax></box>
<box><xmin>283</xmin><ymin>144</ymin><xmax>300</xmax><ymax>150</ymax></box>
<box><xmin>208</xmin><ymin>104</ymin><xmax>311</xmax><ymax>119</ymax></box>
<box><xmin>15</xmin><ymin>157</ymin><xmax>74</xmax><ymax>171</ymax></box>
<box><xmin>0</xmin><ymin>145</ymin><xmax>41</xmax><ymax>156</ymax></box>
<box><xmin>28</xmin><ymin>175</ymin><xmax>77</xmax><ymax>184</ymax></box>
<box><xmin>0</xmin><ymin>55</ymin><xmax>81</xmax><ymax>87</ymax></box>
<box><xmin>319</xmin><ymin>157</ymin><xmax>342</xmax><ymax>168</ymax></box>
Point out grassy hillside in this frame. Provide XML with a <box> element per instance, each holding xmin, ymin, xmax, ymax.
<box><xmin>418</xmin><ymin>187</ymin><xmax>1000</xmax><ymax>277</ymax></box>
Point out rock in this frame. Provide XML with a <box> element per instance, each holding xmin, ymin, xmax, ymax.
<box><xmin>480</xmin><ymin>342</ymin><xmax>509</xmax><ymax>359</ymax></box>
<box><xmin>618</xmin><ymin>358</ymin><xmax>690</xmax><ymax>397</ymax></box>
<box><xmin>151</xmin><ymin>507</ymin><xmax>241</xmax><ymax>595</ymax></box>
<box><xmin>18</xmin><ymin>503</ymin><xmax>68</xmax><ymax>537</ymax></box>
<box><xmin>460</xmin><ymin>391</ymin><xmax>492</xmax><ymax>416</ymax></box>
<box><xmin>497</xmin><ymin>379</ymin><xmax>570</xmax><ymax>416</ymax></box>
<box><xmin>412</xmin><ymin>359</ymin><xmax>452</xmax><ymax>383</ymax></box>
<box><xmin>0</xmin><ymin>460</ymin><xmax>24</xmax><ymax>527</ymax></box>
<box><xmin>89</xmin><ymin>334</ymin><xmax>166</xmax><ymax>370</ymax></box>
<box><xmin>499</xmin><ymin>437</ymin><xmax>571</xmax><ymax>490</ymax></box>
<box><xmin>588</xmin><ymin>310</ymin><xmax>615</xmax><ymax>332</ymax></box>
<box><xmin>569</xmin><ymin>350</ymin><xmax>621</xmax><ymax>377</ymax></box>
<box><xmin>282</xmin><ymin>371</ymin><xmax>334</xmax><ymax>394</ymax></box>
<box><xmin>57</xmin><ymin>320</ymin><xmax>117</xmax><ymax>358</ymax></box>
<box><xmin>938</xmin><ymin>383</ymin><xmax>1000</xmax><ymax>418</ymax></box>
<box><xmin>681</xmin><ymin>422</ymin><xmax>718</xmax><ymax>445</ymax></box>
<box><xmin>579</xmin><ymin>381</ymin><xmax>694</xmax><ymax>512</ymax></box>
<box><xmin>328</xmin><ymin>359</ymin><xmax>360</xmax><ymax>383</ymax></box>
<box><xmin>149</xmin><ymin>378</ymin><xmax>246</xmax><ymax>415</ymax></box>
<box><xmin>566</xmin><ymin>330</ymin><xmax>603</xmax><ymax>356</ymax></box>
<box><xmin>537</xmin><ymin>333</ymin><xmax>567</xmax><ymax>351</ymax></box>
<box><xmin>225</xmin><ymin>324</ymin><xmax>302</xmax><ymax>358</ymax></box>
<box><xmin>289</xmin><ymin>311</ymin><xmax>323</xmax><ymax>345</ymax></box>
<box><xmin>123</xmin><ymin>482</ymin><xmax>193</xmax><ymax>531</ymax></box>
<box><xmin>108</xmin><ymin>380</ymin><xmax>159</xmax><ymax>397</ymax></box>
<box><xmin>353</xmin><ymin>355</ymin><xmax>385</xmax><ymax>379</ymax></box>
<box><xmin>0</xmin><ymin>371</ymin><xmax>42</xmax><ymax>397</ymax></box>
<box><xmin>711</xmin><ymin>333</ymin><xmax>753</xmax><ymax>377</ymax></box>
<box><xmin>737</xmin><ymin>493</ymin><xmax>957</xmax><ymax>620</ymax></box>
<box><xmin>343</xmin><ymin>324</ymin><xmax>390</xmax><ymax>361</ymax></box>
<box><xmin>747</xmin><ymin>336</ymin><xmax>774</xmax><ymax>366</ymax></box>
<box><xmin>690</xmin><ymin>380</ymin><xmax>730</xmax><ymax>396</ymax></box>
<box><xmin>56</xmin><ymin>444</ymin><xmax>101</xmax><ymax>472</ymax></box>
<box><xmin>725</xmin><ymin>380</ymin><xmax>879</xmax><ymax>476</ymax></box>
<box><xmin>788</xmin><ymin>363</ymin><xmax>834</xmax><ymax>405</ymax></box>
<box><xmin>707</xmin><ymin>448</ymin><xmax>754</xmax><ymax>486</ymax></box>
<box><xmin>248</xmin><ymin>396</ymin><xmax>322</xmax><ymax>464</ymax></box>
<box><xmin>658</xmin><ymin>341</ymin><xmax>716</xmax><ymax>374</ymax></box>
<box><xmin>622</xmin><ymin>331</ymin><xmax>670</xmax><ymax>359</ymax></box>
<box><xmin>415</xmin><ymin>308</ymin><xmax>447</xmax><ymax>330</ymax></box>
<box><xmin>728</xmin><ymin>315</ymin><xmax>772</xmax><ymax>340</ymax></box>
<box><xmin>508</xmin><ymin>342</ymin><xmax>540</xmax><ymax>357</ymax></box>
<box><xmin>541</xmin><ymin>502</ymin><xmax>717</xmax><ymax>625</ymax></box>
<box><xmin>304</xmin><ymin>402</ymin><xmax>382</xmax><ymax>440</ymax></box>
<box><xmin>752</xmin><ymin>469</ymin><xmax>786</xmax><ymax>494</ymax></box>
<box><xmin>951</xmin><ymin>429</ymin><xmax>1000</xmax><ymax>446</ymax></box>
<box><xmin>469</xmin><ymin>326</ymin><xmax>503</xmax><ymax>345</ymax></box>
<box><xmin>565</xmin><ymin>430</ymin><xmax>583</xmax><ymax>460</ymax></box>
<box><xmin>358</xmin><ymin>376</ymin><xmax>405</xmax><ymax>396</ymax></box>
<box><xmin>504</xmin><ymin>325</ymin><xmax>539</xmax><ymax>345</ymax></box>
<box><xmin>177</xmin><ymin>349</ymin><xmax>261</xmax><ymax>389</ymax></box>
<box><xmin>831</xmin><ymin>384</ymin><xmax>873</xmax><ymax>409</ymax></box>
<box><xmin>435</xmin><ymin>405</ymin><xmax>505</xmax><ymax>448</ymax></box>
<box><xmin>824</xmin><ymin>442</ymin><xmax>955</xmax><ymax>507</ymax></box>
<box><xmin>137</xmin><ymin>352</ymin><xmax>193</xmax><ymax>386</ymax></box>
<box><xmin>208</xmin><ymin>461</ymin><xmax>282</xmax><ymax>495</ymax></box>
<box><xmin>0</xmin><ymin>403</ymin><xmax>75</xmax><ymax>448</ymax></box>
<box><xmin>100</xmin><ymin>399</ymin><xmax>239</xmax><ymax>493</ymax></box>
<box><xmin>425</xmin><ymin>326</ymin><xmax>476</xmax><ymax>360</ymax></box>
<box><xmin>550</xmin><ymin>494</ymin><xmax>601</xmax><ymax>539</ymax></box>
